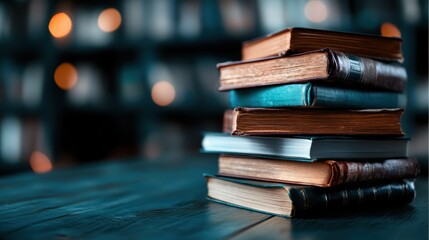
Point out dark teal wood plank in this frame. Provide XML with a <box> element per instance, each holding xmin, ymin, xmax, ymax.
<box><xmin>0</xmin><ymin>155</ymin><xmax>427</xmax><ymax>239</ymax></box>
<box><xmin>0</xmin><ymin>155</ymin><xmax>271</xmax><ymax>239</ymax></box>
<box><xmin>2</xmin><ymin>201</ymin><xmax>270</xmax><ymax>239</ymax></box>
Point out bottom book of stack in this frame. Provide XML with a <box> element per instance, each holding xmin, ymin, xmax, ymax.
<box><xmin>204</xmin><ymin>155</ymin><xmax>419</xmax><ymax>218</ymax></box>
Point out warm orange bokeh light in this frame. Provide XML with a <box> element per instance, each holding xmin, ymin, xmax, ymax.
<box><xmin>29</xmin><ymin>151</ymin><xmax>53</xmax><ymax>174</ymax></box>
<box><xmin>304</xmin><ymin>0</ymin><xmax>328</xmax><ymax>23</ymax></box>
<box><xmin>54</xmin><ymin>63</ymin><xmax>78</xmax><ymax>90</ymax></box>
<box><xmin>381</xmin><ymin>22</ymin><xmax>401</xmax><ymax>37</ymax></box>
<box><xmin>151</xmin><ymin>81</ymin><xmax>176</xmax><ymax>107</ymax></box>
<box><xmin>98</xmin><ymin>8</ymin><xmax>122</xmax><ymax>32</ymax></box>
<box><xmin>48</xmin><ymin>12</ymin><xmax>72</xmax><ymax>38</ymax></box>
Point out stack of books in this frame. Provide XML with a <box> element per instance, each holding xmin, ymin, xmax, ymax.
<box><xmin>202</xmin><ymin>28</ymin><xmax>419</xmax><ymax>218</ymax></box>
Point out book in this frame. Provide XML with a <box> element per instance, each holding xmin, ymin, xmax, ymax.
<box><xmin>218</xmin><ymin>155</ymin><xmax>420</xmax><ymax>187</ymax></box>
<box><xmin>178</xmin><ymin>0</ymin><xmax>201</xmax><ymax>38</ymax></box>
<box><xmin>123</xmin><ymin>0</ymin><xmax>145</xmax><ymax>39</ymax></box>
<box><xmin>229</xmin><ymin>83</ymin><xmax>406</xmax><ymax>109</ymax></box>
<box><xmin>219</xmin><ymin>0</ymin><xmax>255</xmax><ymax>36</ymax></box>
<box><xmin>148</xmin><ymin>0</ymin><xmax>174</xmax><ymax>40</ymax></box>
<box><xmin>201</xmin><ymin>132</ymin><xmax>408</xmax><ymax>161</ymax></box>
<box><xmin>0</xmin><ymin>117</ymin><xmax>22</xmax><ymax>163</ymax></box>
<box><xmin>241</xmin><ymin>27</ymin><xmax>403</xmax><ymax>62</ymax></box>
<box><xmin>224</xmin><ymin>108</ymin><xmax>404</xmax><ymax>136</ymax></box>
<box><xmin>22</xmin><ymin>63</ymin><xmax>44</xmax><ymax>107</ymax></box>
<box><xmin>218</xmin><ymin>49</ymin><xmax>406</xmax><ymax>91</ymax></box>
<box><xmin>119</xmin><ymin>65</ymin><xmax>144</xmax><ymax>104</ymax></box>
<box><xmin>206</xmin><ymin>175</ymin><xmax>416</xmax><ymax>218</ymax></box>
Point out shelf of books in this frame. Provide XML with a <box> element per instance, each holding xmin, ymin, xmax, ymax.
<box><xmin>0</xmin><ymin>0</ymin><xmax>426</xmax><ymax>174</ymax></box>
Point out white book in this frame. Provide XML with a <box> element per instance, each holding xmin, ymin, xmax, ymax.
<box><xmin>202</xmin><ymin>132</ymin><xmax>409</xmax><ymax>162</ymax></box>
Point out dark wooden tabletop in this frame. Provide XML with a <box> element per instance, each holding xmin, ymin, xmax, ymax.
<box><xmin>0</xmin><ymin>155</ymin><xmax>427</xmax><ymax>239</ymax></box>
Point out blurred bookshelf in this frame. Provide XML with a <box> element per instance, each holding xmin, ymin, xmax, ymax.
<box><xmin>0</xmin><ymin>0</ymin><xmax>427</xmax><ymax>175</ymax></box>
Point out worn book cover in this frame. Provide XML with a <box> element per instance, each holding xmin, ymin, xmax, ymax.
<box><xmin>218</xmin><ymin>155</ymin><xmax>420</xmax><ymax>187</ymax></box>
<box><xmin>206</xmin><ymin>175</ymin><xmax>415</xmax><ymax>218</ymax></box>
<box><xmin>218</xmin><ymin>49</ymin><xmax>406</xmax><ymax>91</ymax></box>
<box><xmin>224</xmin><ymin>108</ymin><xmax>404</xmax><ymax>136</ymax></box>
<box><xmin>241</xmin><ymin>27</ymin><xmax>402</xmax><ymax>62</ymax></box>
<box><xmin>229</xmin><ymin>83</ymin><xmax>406</xmax><ymax>109</ymax></box>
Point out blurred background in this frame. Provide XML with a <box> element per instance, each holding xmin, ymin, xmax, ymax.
<box><xmin>0</xmin><ymin>0</ymin><xmax>427</xmax><ymax>175</ymax></box>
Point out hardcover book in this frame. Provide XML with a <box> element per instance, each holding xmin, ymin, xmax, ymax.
<box><xmin>218</xmin><ymin>155</ymin><xmax>420</xmax><ymax>187</ymax></box>
<box><xmin>229</xmin><ymin>83</ymin><xmax>406</xmax><ymax>109</ymax></box>
<box><xmin>241</xmin><ymin>27</ymin><xmax>403</xmax><ymax>62</ymax></box>
<box><xmin>224</xmin><ymin>108</ymin><xmax>404</xmax><ymax>136</ymax></box>
<box><xmin>218</xmin><ymin>49</ymin><xmax>406</xmax><ymax>91</ymax></box>
<box><xmin>201</xmin><ymin>132</ymin><xmax>409</xmax><ymax>161</ymax></box>
<box><xmin>206</xmin><ymin>175</ymin><xmax>415</xmax><ymax>218</ymax></box>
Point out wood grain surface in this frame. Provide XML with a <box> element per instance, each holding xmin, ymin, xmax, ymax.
<box><xmin>0</xmin><ymin>155</ymin><xmax>427</xmax><ymax>239</ymax></box>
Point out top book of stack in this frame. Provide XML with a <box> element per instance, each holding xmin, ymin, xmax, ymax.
<box><xmin>241</xmin><ymin>27</ymin><xmax>403</xmax><ymax>62</ymax></box>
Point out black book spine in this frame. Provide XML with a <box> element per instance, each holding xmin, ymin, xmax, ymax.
<box><xmin>289</xmin><ymin>181</ymin><xmax>415</xmax><ymax>217</ymax></box>
<box><xmin>327</xmin><ymin>50</ymin><xmax>407</xmax><ymax>92</ymax></box>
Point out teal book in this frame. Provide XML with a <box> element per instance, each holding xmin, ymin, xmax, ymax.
<box><xmin>205</xmin><ymin>174</ymin><xmax>416</xmax><ymax>218</ymax></box>
<box><xmin>229</xmin><ymin>83</ymin><xmax>405</xmax><ymax>108</ymax></box>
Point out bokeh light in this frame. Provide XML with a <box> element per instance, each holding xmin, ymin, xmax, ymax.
<box><xmin>98</xmin><ymin>8</ymin><xmax>122</xmax><ymax>32</ymax></box>
<box><xmin>381</xmin><ymin>22</ymin><xmax>401</xmax><ymax>37</ymax></box>
<box><xmin>29</xmin><ymin>151</ymin><xmax>53</xmax><ymax>174</ymax></box>
<box><xmin>48</xmin><ymin>12</ymin><xmax>72</xmax><ymax>38</ymax></box>
<box><xmin>151</xmin><ymin>80</ymin><xmax>176</xmax><ymax>107</ymax></box>
<box><xmin>54</xmin><ymin>63</ymin><xmax>78</xmax><ymax>90</ymax></box>
<box><xmin>304</xmin><ymin>0</ymin><xmax>328</xmax><ymax>23</ymax></box>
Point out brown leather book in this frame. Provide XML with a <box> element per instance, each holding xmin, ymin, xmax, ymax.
<box><xmin>224</xmin><ymin>107</ymin><xmax>404</xmax><ymax>136</ymax></box>
<box><xmin>241</xmin><ymin>27</ymin><xmax>402</xmax><ymax>62</ymax></box>
<box><xmin>218</xmin><ymin>49</ymin><xmax>407</xmax><ymax>92</ymax></box>
<box><xmin>218</xmin><ymin>155</ymin><xmax>420</xmax><ymax>187</ymax></box>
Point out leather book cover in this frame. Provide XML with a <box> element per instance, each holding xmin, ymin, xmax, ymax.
<box><xmin>228</xmin><ymin>107</ymin><xmax>405</xmax><ymax>136</ymax></box>
<box><xmin>218</xmin><ymin>49</ymin><xmax>406</xmax><ymax>92</ymax></box>
<box><xmin>205</xmin><ymin>174</ymin><xmax>416</xmax><ymax>218</ymax></box>
<box><xmin>241</xmin><ymin>27</ymin><xmax>403</xmax><ymax>62</ymax></box>
<box><xmin>326</xmin><ymin>50</ymin><xmax>406</xmax><ymax>92</ymax></box>
<box><xmin>327</xmin><ymin>158</ymin><xmax>420</xmax><ymax>186</ymax></box>
<box><xmin>217</xmin><ymin>156</ymin><xmax>420</xmax><ymax>187</ymax></box>
<box><xmin>290</xmin><ymin>180</ymin><xmax>415</xmax><ymax>217</ymax></box>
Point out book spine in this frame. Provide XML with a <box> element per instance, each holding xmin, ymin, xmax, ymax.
<box><xmin>229</xmin><ymin>83</ymin><xmax>311</xmax><ymax>108</ymax></box>
<box><xmin>289</xmin><ymin>181</ymin><xmax>415</xmax><ymax>217</ymax></box>
<box><xmin>328</xmin><ymin>158</ymin><xmax>420</xmax><ymax>186</ymax></box>
<box><xmin>229</xmin><ymin>83</ymin><xmax>405</xmax><ymax>109</ymax></box>
<box><xmin>313</xmin><ymin>85</ymin><xmax>405</xmax><ymax>109</ymax></box>
<box><xmin>328</xmin><ymin>50</ymin><xmax>407</xmax><ymax>92</ymax></box>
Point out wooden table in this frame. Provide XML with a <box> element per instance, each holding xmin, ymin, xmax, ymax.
<box><xmin>0</xmin><ymin>155</ymin><xmax>427</xmax><ymax>239</ymax></box>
